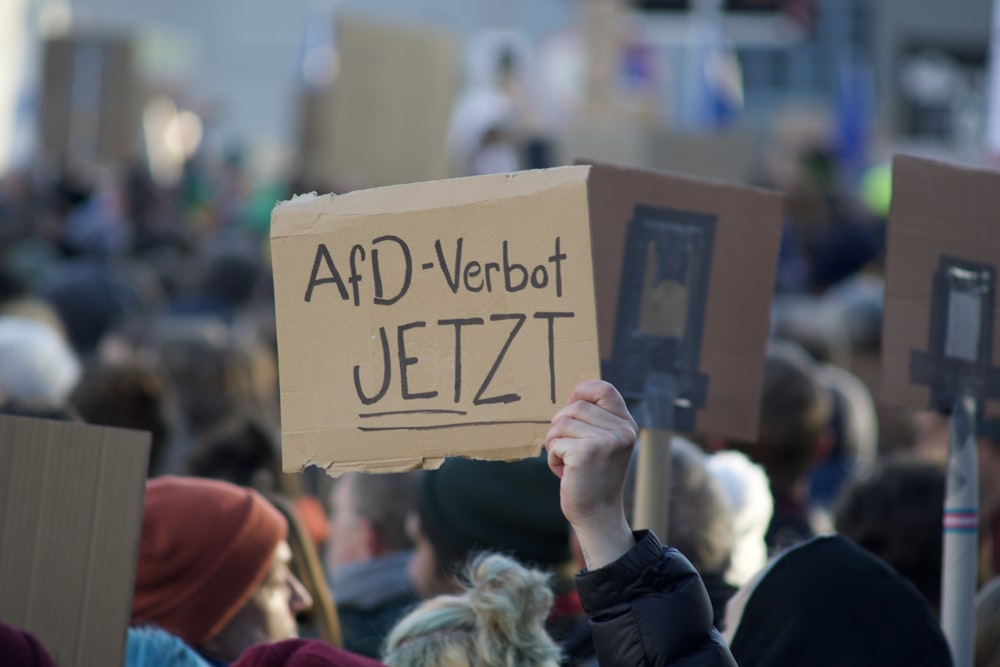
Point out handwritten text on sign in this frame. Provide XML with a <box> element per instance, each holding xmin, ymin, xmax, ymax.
<box><xmin>271</xmin><ymin>168</ymin><xmax>600</xmax><ymax>472</ymax></box>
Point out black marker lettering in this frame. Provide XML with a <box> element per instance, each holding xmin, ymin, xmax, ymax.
<box><xmin>398</xmin><ymin>321</ymin><xmax>437</xmax><ymax>400</ymax></box>
<box><xmin>438</xmin><ymin>317</ymin><xmax>484</xmax><ymax>402</ymax></box>
<box><xmin>304</xmin><ymin>243</ymin><xmax>349</xmax><ymax>303</ymax></box>
<box><xmin>548</xmin><ymin>237</ymin><xmax>567</xmax><ymax>297</ymax></box>
<box><xmin>503</xmin><ymin>241</ymin><xmax>528</xmax><ymax>292</ymax></box>
<box><xmin>353</xmin><ymin>327</ymin><xmax>391</xmax><ymax>404</ymax></box>
<box><xmin>372</xmin><ymin>235</ymin><xmax>412</xmax><ymax>306</ymax></box>
<box><xmin>435</xmin><ymin>238</ymin><xmax>462</xmax><ymax>294</ymax></box>
<box><xmin>473</xmin><ymin>313</ymin><xmax>527</xmax><ymax>405</ymax></box>
<box><xmin>530</xmin><ymin>265</ymin><xmax>548</xmax><ymax>289</ymax></box>
<box><xmin>463</xmin><ymin>262</ymin><xmax>484</xmax><ymax>292</ymax></box>
<box><xmin>484</xmin><ymin>262</ymin><xmax>500</xmax><ymax>292</ymax></box>
<box><xmin>533</xmin><ymin>312</ymin><xmax>575</xmax><ymax>403</ymax></box>
<box><xmin>348</xmin><ymin>244</ymin><xmax>365</xmax><ymax>306</ymax></box>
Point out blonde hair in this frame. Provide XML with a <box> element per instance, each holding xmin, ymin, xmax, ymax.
<box><xmin>382</xmin><ymin>553</ymin><xmax>561</xmax><ymax>667</ymax></box>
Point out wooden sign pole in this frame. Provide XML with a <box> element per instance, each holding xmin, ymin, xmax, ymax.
<box><xmin>633</xmin><ymin>427</ymin><xmax>672</xmax><ymax>540</ymax></box>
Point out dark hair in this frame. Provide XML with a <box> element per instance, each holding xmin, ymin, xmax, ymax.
<box><xmin>834</xmin><ymin>458</ymin><xmax>944</xmax><ymax>612</ymax></box>
<box><xmin>342</xmin><ymin>472</ymin><xmax>419</xmax><ymax>553</ymax></box>
<box><xmin>187</xmin><ymin>414</ymin><xmax>283</xmax><ymax>490</ymax></box>
<box><xmin>70</xmin><ymin>361</ymin><xmax>169</xmax><ymax>475</ymax></box>
<box><xmin>735</xmin><ymin>341</ymin><xmax>831</xmax><ymax>491</ymax></box>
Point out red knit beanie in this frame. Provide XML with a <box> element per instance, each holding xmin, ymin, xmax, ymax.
<box><xmin>233</xmin><ymin>639</ymin><xmax>387</xmax><ymax>667</ymax></box>
<box><xmin>131</xmin><ymin>476</ymin><xmax>287</xmax><ymax>646</ymax></box>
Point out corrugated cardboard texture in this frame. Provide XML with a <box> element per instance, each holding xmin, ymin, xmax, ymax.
<box><xmin>320</xmin><ymin>14</ymin><xmax>458</xmax><ymax>187</ymax></box>
<box><xmin>583</xmin><ymin>160</ymin><xmax>783</xmax><ymax>441</ymax></box>
<box><xmin>272</xmin><ymin>167</ymin><xmax>601</xmax><ymax>474</ymax></box>
<box><xmin>0</xmin><ymin>415</ymin><xmax>149</xmax><ymax>667</ymax></box>
<box><xmin>882</xmin><ymin>154</ymin><xmax>1000</xmax><ymax>416</ymax></box>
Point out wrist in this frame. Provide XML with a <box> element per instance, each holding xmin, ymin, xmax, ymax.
<box><xmin>573</xmin><ymin>512</ymin><xmax>634</xmax><ymax>571</ymax></box>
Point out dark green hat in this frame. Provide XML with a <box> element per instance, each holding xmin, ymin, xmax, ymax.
<box><xmin>419</xmin><ymin>454</ymin><xmax>569</xmax><ymax>568</ymax></box>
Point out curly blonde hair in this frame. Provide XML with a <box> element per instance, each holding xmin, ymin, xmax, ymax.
<box><xmin>382</xmin><ymin>553</ymin><xmax>561</xmax><ymax>667</ymax></box>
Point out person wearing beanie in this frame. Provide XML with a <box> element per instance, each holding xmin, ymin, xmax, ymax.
<box><xmin>0</xmin><ymin>622</ymin><xmax>57</xmax><ymax>667</ymax></box>
<box><xmin>232</xmin><ymin>639</ymin><xmax>386</xmax><ymax>667</ymax></box>
<box><xmin>132</xmin><ymin>476</ymin><xmax>313</xmax><ymax>664</ymax></box>
<box><xmin>406</xmin><ymin>454</ymin><xmax>587</xmax><ymax>662</ymax></box>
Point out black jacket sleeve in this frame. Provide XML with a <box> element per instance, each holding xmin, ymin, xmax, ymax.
<box><xmin>575</xmin><ymin>530</ymin><xmax>738</xmax><ymax>667</ymax></box>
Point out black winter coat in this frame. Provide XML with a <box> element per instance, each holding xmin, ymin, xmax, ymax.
<box><xmin>575</xmin><ymin>530</ymin><xmax>737</xmax><ymax>667</ymax></box>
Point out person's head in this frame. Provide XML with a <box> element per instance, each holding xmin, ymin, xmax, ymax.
<box><xmin>0</xmin><ymin>315</ymin><xmax>80</xmax><ymax>404</ymax></box>
<box><xmin>326</xmin><ymin>472</ymin><xmax>419</xmax><ymax>579</ymax></box>
<box><xmin>383</xmin><ymin>553</ymin><xmax>561</xmax><ymax>667</ymax></box>
<box><xmin>132</xmin><ymin>477</ymin><xmax>312</xmax><ymax>663</ymax></box>
<box><xmin>834</xmin><ymin>457</ymin><xmax>945</xmax><ymax>613</ymax></box>
<box><xmin>706</xmin><ymin>450</ymin><xmax>773</xmax><ymax>587</ymax></box>
<box><xmin>622</xmin><ymin>437</ymin><xmax>733</xmax><ymax>576</ymax></box>
<box><xmin>977</xmin><ymin>420</ymin><xmax>1000</xmax><ymax>519</ymax></box>
<box><xmin>724</xmin><ymin>535</ymin><xmax>951</xmax><ymax>667</ymax></box>
<box><xmin>733</xmin><ymin>341</ymin><xmax>832</xmax><ymax>493</ymax></box>
<box><xmin>0</xmin><ymin>622</ymin><xmax>57</xmax><ymax>667</ymax></box>
<box><xmin>233</xmin><ymin>639</ymin><xmax>386</xmax><ymax>667</ymax></box>
<box><xmin>976</xmin><ymin>577</ymin><xmax>1000</xmax><ymax>667</ymax></box>
<box><xmin>70</xmin><ymin>360</ymin><xmax>170</xmax><ymax>476</ymax></box>
<box><xmin>409</xmin><ymin>456</ymin><xmax>569</xmax><ymax>599</ymax></box>
<box><xmin>187</xmin><ymin>414</ymin><xmax>282</xmax><ymax>492</ymax></box>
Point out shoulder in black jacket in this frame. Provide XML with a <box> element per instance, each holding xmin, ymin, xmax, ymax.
<box><xmin>575</xmin><ymin>530</ymin><xmax>738</xmax><ymax>667</ymax></box>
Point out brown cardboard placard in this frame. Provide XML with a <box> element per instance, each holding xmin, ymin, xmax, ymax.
<box><xmin>40</xmin><ymin>33</ymin><xmax>140</xmax><ymax>166</ymax></box>
<box><xmin>312</xmin><ymin>14</ymin><xmax>459</xmax><ymax>188</ymax></box>
<box><xmin>881</xmin><ymin>154</ymin><xmax>1000</xmax><ymax>416</ymax></box>
<box><xmin>0</xmin><ymin>415</ymin><xmax>149</xmax><ymax>667</ymax></box>
<box><xmin>581</xmin><ymin>160</ymin><xmax>783</xmax><ymax>441</ymax></box>
<box><xmin>271</xmin><ymin>167</ymin><xmax>601</xmax><ymax>474</ymax></box>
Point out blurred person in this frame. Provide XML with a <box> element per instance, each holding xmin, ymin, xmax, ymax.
<box><xmin>382</xmin><ymin>553</ymin><xmax>561</xmax><ymax>667</ymax></box>
<box><xmin>170</xmin><ymin>242</ymin><xmax>266</xmax><ymax>323</ymax></box>
<box><xmin>70</xmin><ymin>360</ymin><xmax>171</xmax><ymax>476</ymax></box>
<box><xmin>723</xmin><ymin>535</ymin><xmax>952</xmax><ymax>667</ymax></box>
<box><xmin>622</xmin><ymin>437</ymin><xmax>736</xmax><ymax>629</ymax></box>
<box><xmin>325</xmin><ymin>472</ymin><xmax>420</xmax><ymax>658</ymax></box>
<box><xmin>0</xmin><ymin>622</ymin><xmax>57</xmax><ymax>667</ymax></box>
<box><xmin>0</xmin><ymin>315</ymin><xmax>80</xmax><ymax>404</ymax></box>
<box><xmin>976</xmin><ymin>577</ymin><xmax>1000</xmax><ymax>667</ymax></box>
<box><xmin>728</xmin><ymin>341</ymin><xmax>834</xmax><ymax>555</ymax></box>
<box><xmin>127</xmin><ymin>626</ymin><xmax>211</xmax><ymax>667</ymax></box>
<box><xmin>705</xmin><ymin>450</ymin><xmax>773</xmax><ymax>589</ymax></box>
<box><xmin>978</xmin><ymin>420</ymin><xmax>1000</xmax><ymax>584</ymax></box>
<box><xmin>834</xmin><ymin>458</ymin><xmax>945</xmax><ymax>613</ymax></box>
<box><xmin>132</xmin><ymin>476</ymin><xmax>313</xmax><ymax>664</ymax></box>
<box><xmin>232</xmin><ymin>639</ymin><xmax>384</xmax><ymax>667</ymax></box>
<box><xmin>544</xmin><ymin>380</ymin><xmax>735</xmax><ymax>666</ymax></box>
<box><xmin>406</xmin><ymin>454</ymin><xmax>592</xmax><ymax>662</ymax></box>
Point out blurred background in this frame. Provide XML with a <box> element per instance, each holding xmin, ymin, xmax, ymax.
<box><xmin>1</xmin><ymin>0</ymin><xmax>998</xmax><ymax>474</ymax></box>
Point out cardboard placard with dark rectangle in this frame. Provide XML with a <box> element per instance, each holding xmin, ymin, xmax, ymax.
<box><xmin>582</xmin><ymin>160</ymin><xmax>784</xmax><ymax>441</ymax></box>
<box><xmin>882</xmin><ymin>154</ymin><xmax>1000</xmax><ymax>416</ymax></box>
<box><xmin>0</xmin><ymin>415</ymin><xmax>150</xmax><ymax>667</ymax></box>
<box><xmin>271</xmin><ymin>167</ymin><xmax>601</xmax><ymax>475</ymax></box>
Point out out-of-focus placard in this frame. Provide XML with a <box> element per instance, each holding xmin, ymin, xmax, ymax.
<box><xmin>582</xmin><ymin>159</ymin><xmax>783</xmax><ymax>440</ymax></box>
<box><xmin>0</xmin><ymin>415</ymin><xmax>149</xmax><ymax>667</ymax></box>
<box><xmin>882</xmin><ymin>154</ymin><xmax>1000</xmax><ymax>415</ymax></box>
<box><xmin>271</xmin><ymin>167</ymin><xmax>600</xmax><ymax>474</ymax></box>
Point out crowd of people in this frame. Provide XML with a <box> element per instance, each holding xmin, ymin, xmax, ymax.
<box><xmin>2</xmin><ymin>123</ymin><xmax>1000</xmax><ymax>667</ymax></box>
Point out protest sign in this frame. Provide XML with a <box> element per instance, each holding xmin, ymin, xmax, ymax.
<box><xmin>40</xmin><ymin>33</ymin><xmax>140</xmax><ymax>166</ymax></box>
<box><xmin>305</xmin><ymin>14</ymin><xmax>459</xmax><ymax>188</ymax></box>
<box><xmin>271</xmin><ymin>167</ymin><xmax>600</xmax><ymax>474</ymax></box>
<box><xmin>882</xmin><ymin>154</ymin><xmax>1000</xmax><ymax>417</ymax></box>
<box><xmin>582</xmin><ymin>160</ymin><xmax>783</xmax><ymax>441</ymax></box>
<box><xmin>0</xmin><ymin>415</ymin><xmax>149</xmax><ymax>667</ymax></box>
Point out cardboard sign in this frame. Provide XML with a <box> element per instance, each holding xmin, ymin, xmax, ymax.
<box><xmin>0</xmin><ymin>415</ymin><xmax>149</xmax><ymax>667</ymax></box>
<box><xmin>882</xmin><ymin>155</ymin><xmax>1000</xmax><ymax>416</ymax></box>
<box><xmin>582</xmin><ymin>160</ymin><xmax>783</xmax><ymax>441</ymax></box>
<box><xmin>313</xmin><ymin>14</ymin><xmax>459</xmax><ymax>188</ymax></box>
<box><xmin>272</xmin><ymin>167</ymin><xmax>601</xmax><ymax>474</ymax></box>
<box><xmin>40</xmin><ymin>34</ymin><xmax>140</xmax><ymax>166</ymax></box>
